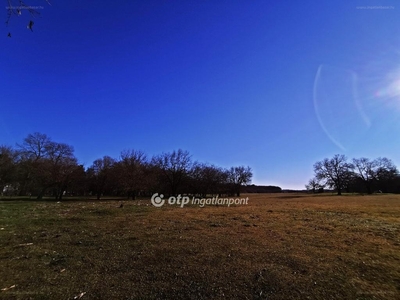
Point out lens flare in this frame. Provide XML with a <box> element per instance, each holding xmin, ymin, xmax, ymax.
<box><xmin>313</xmin><ymin>64</ymin><xmax>371</xmax><ymax>151</ymax></box>
<box><xmin>375</xmin><ymin>69</ymin><xmax>400</xmax><ymax>110</ymax></box>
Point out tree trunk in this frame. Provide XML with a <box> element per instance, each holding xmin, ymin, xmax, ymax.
<box><xmin>366</xmin><ymin>183</ymin><xmax>372</xmax><ymax>195</ymax></box>
<box><xmin>37</xmin><ymin>189</ymin><xmax>45</xmax><ymax>200</ymax></box>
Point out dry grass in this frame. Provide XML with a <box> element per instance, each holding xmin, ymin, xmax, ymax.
<box><xmin>0</xmin><ymin>193</ymin><xmax>399</xmax><ymax>299</ymax></box>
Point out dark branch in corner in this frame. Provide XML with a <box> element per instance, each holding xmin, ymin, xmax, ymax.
<box><xmin>5</xmin><ymin>0</ymin><xmax>50</xmax><ymax>36</ymax></box>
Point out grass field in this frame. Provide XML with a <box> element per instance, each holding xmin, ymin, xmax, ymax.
<box><xmin>1</xmin><ymin>193</ymin><xmax>399</xmax><ymax>299</ymax></box>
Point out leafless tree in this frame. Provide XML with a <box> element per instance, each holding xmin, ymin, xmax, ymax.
<box><xmin>189</xmin><ymin>163</ymin><xmax>227</xmax><ymax>197</ymax></box>
<box><xmin>17</xmin><ymin>132</ymin><xmax>51</xmax><ymax>161</ymax></box>
<box><xmin>46</xmin><ymin>142</ymin><xmax>80</xmax><ymax>200</ymax></box>
<box><xmin>15</xmin><ymin>133</ymin><xmax>80</xmax><ymax>199</ymax></box>
<box><xmin>226</xmin><ymin>166</ymin><xmax>253</xmax><ymax>196</ymax></box>
<box><xmin>151</xmin><ymin>149</ymin><xmax>192</xmax><ymax>196</ymax></box>
<box><xmin>352</xmin><ymin>157</ymin><xmax>399</xmax><ymax>194</ymax></box>
<box><xmin>352</xmin><ymin>157</ymin><xmax>378</xmax><ymax>194</ymax></box>
<box><xmin>87</xmin><ymin>156</ymin><xmax>117</xmax><ymax>200</ymax></box>
<box><xmin>0</xmin><ymin>145</ymin><xmax>18</xmax><ymax>195</ymax></box>
<box><xmin>374</xmin><ymin>157</ymin><xmax>399</xmax><ymax>192</ymax></box>
<box><xmin>116</xmin><ymin>149</ymin><xmax>147</xmax><ymax>199</ymax></box>
<box><xmin>313</xmin><ymin>154</ymin><xmax>354</xmax><ymax>195</ymax></box>
<box><xmin>305</xmin><ymin>177</ymin><xmax>324</xmax><ymax>193</ymax></box>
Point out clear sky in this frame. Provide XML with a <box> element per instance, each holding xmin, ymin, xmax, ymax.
<box><xmin>1</xmin><ymin>0</ymin><xmax>400</xmax><ymax>189</ymax></box>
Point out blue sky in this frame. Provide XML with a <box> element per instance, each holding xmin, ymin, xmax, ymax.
<box><xmin>1</xmin><ymin>1</ymin><xmax>400</xmax><ymax>189</ymax></box>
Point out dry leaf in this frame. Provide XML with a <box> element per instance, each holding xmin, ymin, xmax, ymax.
<box><xmin>73</xmin><ymin>291</ymin><xmax>86</xmax><ymax>299</ymax></box>
<box><xmin>18</xmin><ymin>243</ymin><xmax>33</xmax><ymax>247</ymax></box>
<box><xmin>1</xmin><ymin>284</ymin><xmax>16</xmax><ymax>291</ymax></box>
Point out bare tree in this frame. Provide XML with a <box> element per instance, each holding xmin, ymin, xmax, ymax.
<box><xmin>313</xmin><ymin>154</ymin><xmax>354</xmax><ymax>195</ymax></box>
<box><xmin>189</xmin><ymin>163</ymin><xmax>227</xmax><ymax>197</ymax></box>
<box><xmin>46</xmin><ymin>142</ymin><xmax>80</xmax><ymax>200</ymax></box>
<box><xmin>226</xmin><ymin>166</ymin><xmax>253</xmax><ymax>196</ymax></box>
<box><xmin>305</xmin><ymin>177</ymin><xmax>324</xmax><ymax>193</ymax></box>
<box><xmin>352</xmin><ymin>157</ymin><xmax>399</xmax><ymax>194</ymax></box>
<box><xmin>151</xmin><ymin>149</ymin><xmax>192</xmax><ymax>196</ymax></box>
<box><xmin>374</xmin><ymin>157</ymin><xmax>399</xmax><ymax>192</ymax></box>
<box><xmin>0</xmin><ymin>145</ymin><xmax>18</xmax><ymax>195</ymax></box>
<box><xmin>16</xmin><ymin>132</ymin><xmax>54</xmax><ymax>198</ymax></box>
<box><xmin>352</xmin><ymin>157</ymin><xmax>378</xmax><ymax>194</ymax></box>
<box><xmin>117</xmin><ymin>149</ymin><xmax>147</xmax><ymax>199</ymax></box>
<box><xmin>87</xmin><ymin>156</ymin><xmax>117</xmax><ymax>200</ymax></box>
<box><xmin>16</xmin><ymin>133</ymin><xmax>80</xmax><ymax>199</ymax></box>
<box><xmin>17</xmin><ymin>132</ymin><xmax>51</xmax><ymax>161</ymax></box>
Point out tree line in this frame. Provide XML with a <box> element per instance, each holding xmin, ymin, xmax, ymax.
<box><xmin>306</xmin><ymin>154</ymin><xmax>400</xmax><ymax>195</ymax></box>
<box><xmin>0</xmin><ymin>132</ymin><xmax>253</xmax><ymax>200</ymax></box>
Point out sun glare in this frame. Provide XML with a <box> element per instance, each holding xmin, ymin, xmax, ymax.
<box><xmin>375</xmin><ymin>67</ymin><xmax>400</xmax><ymax>110</ymax></box>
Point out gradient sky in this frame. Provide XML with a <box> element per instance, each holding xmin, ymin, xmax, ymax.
<box><xmin>1</xmin><ymin>1</ymin><xmax>400</xmax><ymax>189</ymax></box>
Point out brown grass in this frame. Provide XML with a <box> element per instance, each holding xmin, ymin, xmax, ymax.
<box><xmin>0</xmin><ymin>193</ymin><xmax>399</xmax><ymax>299</ymax></box>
